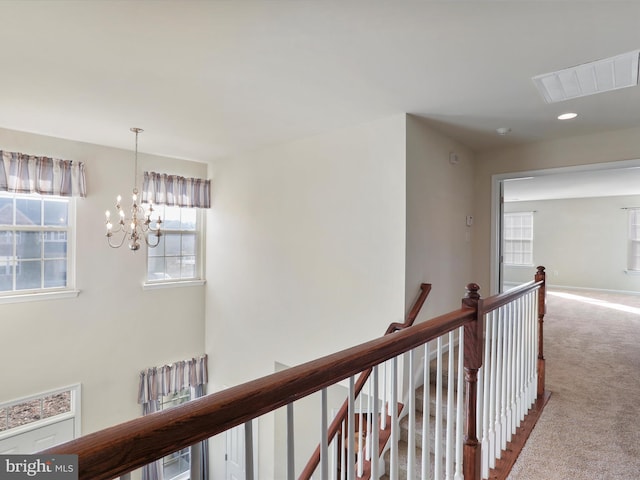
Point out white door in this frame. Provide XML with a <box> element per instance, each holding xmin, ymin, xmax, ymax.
<box><xmin>225</xmin><ymin>424</ymin><xmax>245</xmax><ymax>480</ymax></box>
<box><xmin>0</xmin><ymin>417</ymin><xmax>75</xmax><ymax>454</ymax></box>
<box><xmin>225</xmin><ymin>422</ymin><xmax>258</xmax><ymax>480</ymax></box>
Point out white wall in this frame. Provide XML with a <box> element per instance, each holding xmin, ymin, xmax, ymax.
<box><xmin>205</xmin><ymin>114</ymin><xmax>483</xmax><ymax>477</ymax></box>
<box><xmin>405</xmin><ymin>116</ymin><xmax>476</xmax><ymax>315</ymax></box>
<box><xmin>206</xmin><ymin>114</ymin><xmax>407</xmax><ymax>386</ymax></box>
<box><xmin>205</xmin><ymin>114</ymin><xmax>407</xmax><ymax>478</ymax></box>
<box><xmin>474</xmin><ymin>126</ymin><xmax>640</xmax><ymax>293</ymax></box>
<box><xmin>0</xmin><ymin>127</ymin><xmax>207</xmax><ymax>437</ymax></box>
<box><xmin>504</xmin><ymin>196</ymin><xmax>640</xmax><ymax>292</ymax></box>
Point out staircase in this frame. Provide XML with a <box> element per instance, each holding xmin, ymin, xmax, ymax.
<box><xmin>380</xmin><ymin>348</ymin><xmax>460</xmax><ymax>480</ymax></box>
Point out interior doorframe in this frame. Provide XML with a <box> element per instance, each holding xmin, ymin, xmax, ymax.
<box><xmin>490</xmin><ymin>158</ymin><xmax>640</xmax><ymax>294</ymax></box>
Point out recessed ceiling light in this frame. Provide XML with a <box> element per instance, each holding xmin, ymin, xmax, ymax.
<box><xmin>496</xmin><ymin>127</ymin><xmax>511</xmax><ymax>135</ymax></box>
<box><xmin>558</xmin><ymin>113</ymin><xmax>578</xmax><ymax>120</ymax></box>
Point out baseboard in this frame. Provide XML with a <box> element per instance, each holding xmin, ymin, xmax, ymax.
<box><xmin>546</xmin><ymin>284</ymin><xmax>640</xmax><ymax>296</ymax></box>
<box><xmin>503</xmin><ymin>281</ymin><xmax>640</xmax><ymax>296</ymax></box>
<box><xmin>487</xmin><ymin>391</ymin><xmax>552</xmax><ymax>480</ymax></box>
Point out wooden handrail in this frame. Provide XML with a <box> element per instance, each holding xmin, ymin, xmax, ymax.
<box><xmin>386</xmin><ymin>282</ymin><xmax>432</xmax><ymax>333</ymax></box>
<box><xmin>299</xmin><ymin>282</ymin><xmax>432</xmax><ymax>479</ymax></box>
<box><xmin>480</xmin><ymin>279</ymin><xmax>543</xmax><ymax>314</ymax></box>
<box><xmin>42</xmin><ymin>303</ymin><xmax>470</xmax><ymax>480</ymax></box>
<box><xmin>41</xmin><ymin>272</ymin><xmax>547</xmax><ymax>480</ymax></box>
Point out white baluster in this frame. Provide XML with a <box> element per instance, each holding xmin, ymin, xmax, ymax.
<box><xmin>529</xmin><ymin>291</ymin><xmax>537</xmax><ymax>406</ymax></box>
<box><xmin>371</xmin><ymin>365</ymin><xmax>380</xmax><ymax>480</ymax></box>
<box><xmin>513</xmin><ymin>298</ymin><xmax>522</xmax><ymax>431</ymax></box>
<box><xmin>496</xmin><ymin>305</ymin><xmax>506</xmax><ymax>459</ymax></box>
<box><xmin>366</xmin><ymin>378</ymin><xmax>372</xmax><ymax>463</ymax></box>
<box><xmin>530</xmin><ymin>291</ymin><xmax>536</xmax><ymax>401</ymax></box>
<box><xmin>517</xmin><ymin>296</ymin><xmax>526</xmax><ymax>424</ymax></box>
<box><xmin>434</xmin><ymin>336</ymin><xmax>444</xmax><ymax>479</ymax></box>
<box><xmin>390</xmin><ymin>356</ymin><xmax>399</xmax><ymax>480</ymax></box>
<box><xmin>489</xmin><ymin>310</ymin><xmax>499</xmax><ymax>469</ymax></box>
<box><xmin>340</xmin><ymin>422</ymin><xmax>346</xmax><ymax>480</ymax></box>
<box><xmin>381</xmin><ymin>361</ymin><xmax>387</xmax><ymax>430</ymax></box>
<box><xmin>445</xmin><ymin>331</ymin><xmax>455</xmax><ymax>480</ymax></box>
<box><xmin>321</xmin><ymin>388</ymin><xmax>329</xmax><ymax>480</ymax></box>
<box><xmin>503</xmin><ymin>303</ymin><xmax>512</xmax><ymax>448</ymax></box>
<box><xmin>330</xmin><ymin>435</ymin><xmax>344</xmax><ymax>480</ymax></box>
<box><xmin>348</xmin><ymin>376</ymin><xmax>355</xmax><ymax>480</ymax></box>
<box><xmin>407</xmin><ymin>349</ymin><xmax>416</xmax><ymax>480</ymax></box>
<box><xmin>372</xmin><ymin>366</ymin><xmax>380</xmax><ymax>480</ymax></box>
<box><xmin>422</xmin><ymin>342</ymin><xmax>431</xmax><ymax>480</ymax></box>
<box><xmin>509</xmin><ymin>301</ymin><xmax>517</xmax><ymax>439</ymax></box>
<box><xmin>533</xmin><ymin>295</ymin><xmax>540</xmax><ymax>406</ymax></box>
<box><xmin>454</xmin><ymin>326</ymin><xmax>465</xmax><ymax>480</ymax></box>
<box><xmin>527</xmin><ymin>292</ymin><xmax>534</xmax><ymax>407</ymax></box>
<box><xmin>481</xmin><ymin>311</ymin><xmax>493</xmax><ymax>477</ymax></box>
<box><xmin>357</xmin><ymin>390</ymin><xmax>363</xmax><ymax>478</ymax></box>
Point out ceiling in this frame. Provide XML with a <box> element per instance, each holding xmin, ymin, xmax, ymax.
<box><xmin>503</xmin><ymin>164</ymin><xmax>640</xmax><ymax>202</ymax></box>
<box><xmin>1</xmin><ymin>1</ymin><xmax>640</xmax><ymax>163</ymax></box>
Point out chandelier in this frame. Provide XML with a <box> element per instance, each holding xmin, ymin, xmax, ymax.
<box><xmin>105</xmin><ymin>128</ymin><xmax>162</xmax><ymax>250</ymax></box>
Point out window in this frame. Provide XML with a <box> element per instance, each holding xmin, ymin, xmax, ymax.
<box><xmin>0</xmin><ymin>385</ymin><xmax>79</xmax><ymax>434</ymax></box>
<box><xmin>160</xmin><ymin>389</ymin><xmax>192</xmax><ymax>480</ymax></box>
<box><xmin>146</xmin><ymin>205</ymin><xmax>202</xmax><ymax>284</ymax></box>
<box><xmin>503</xmin><ymin>212</ymin><xmax>534</xmax><ymax>266</ymax></box>
<box><xmin>628</xmin><ymin>209</ymin><xmax>640</xmax><ymax>271</ymax></box>
<box><xmin>0</xmin><ymin>192</ymin><xmax>73</xmax><ymax>295</ymax></box>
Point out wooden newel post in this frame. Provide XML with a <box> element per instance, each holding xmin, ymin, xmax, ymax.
<box><xmin>462</xmin><ymin>283</ymin><xmax>482</xmax><ymax>480</ymax></box>
<box><xmin>535</xmin><ymin>266</ymin><xmax>546</xmax><ymax>397</ymax></box>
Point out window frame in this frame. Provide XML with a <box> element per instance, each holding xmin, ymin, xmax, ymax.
<box><xmin>0</xmin><ymin>192</ymin><xmax>79</xmax><ymax>304</ymax></box>
<box><xmin>627</xmin><ymin>208</ymin><xmax>640</xmax><ymax>272</ymax></box>
<box><xmin>143</xmin><ymin>204</ymin><xmax>205</xmax><ymax>290</ymax></box>
<box><xmin>0</xmin><ymin>384</ymin><xmax>81</xmax><ymax>441</ymax></box>
<box><xmin>159</xmin><ymin>388</ymin><xmax>192</xmax><ymax>480</ymax></box>
<box><xmin>503</xmin><ymin>211</ymin><xmax>534</xmax><ymax>267</ymax></box>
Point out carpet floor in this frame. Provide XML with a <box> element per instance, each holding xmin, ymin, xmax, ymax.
<box><xmin>507</xmin><ymin>289</ymin><xmax>640</xmax><ymax>479</ymax></box>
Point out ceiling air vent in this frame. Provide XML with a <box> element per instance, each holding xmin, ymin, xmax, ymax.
<box><xmin>532</xmin><ymin>50</ymin><xmax>640</xmax><ymax>103</ymax></box>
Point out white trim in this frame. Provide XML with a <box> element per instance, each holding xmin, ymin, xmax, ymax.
<box><xmin>491</xmin><ymin>158</ymin><xmax>640</xmax><ymax>293</ymax></box>
<box><xmin>0</xmin><ymin>289</ymin><xmax>80</xmax><ymax>304</ymax></box>
<box><xmin>546</xmin><ymin>284</ymin><xmax>640</xmax><ymax>296</ymax></box>
<box><xmin>0</xmin><ymin>383</ymin><xmax>81</xmax><ymax>441</ymax></box>
<box><xmin>144</xmin><ymin>206</ymin><xmax>206</xmax><ymax>285</ymax></box>
<box><xmin>142</xmin><ymin>279</ymin><xmax>205</xmax><ymax>291</ymax></box>
<box><xmin>0</xmin><ymin>194</ymin><xmax>77</xmax><ymax>297</ymax></box>
<box><xmin>490</xmin><ymin>174</ymin><xmax>502</xmax><ymax>294</ymax></box>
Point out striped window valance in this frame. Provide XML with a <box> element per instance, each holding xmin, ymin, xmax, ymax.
<box><xmin>141</xmin><ymin>171</ymin><xmax>211</xmax><ymax>208</ymax></box>
<box><xmin>137</xmin><ymin>354</ymin><xmax>208</xmax><ymax>405</ymax></box>
<box><xmin>0</xmin><ymin>150</ymin><xmax>86</xmax><ymax>197</ymax></box>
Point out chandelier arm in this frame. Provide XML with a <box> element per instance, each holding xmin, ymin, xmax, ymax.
<box><xmin>144</xmin><ymin>231</ymin><xmax>162</xmax><ymax>248</ymax></box>
<box><xmin>106</xmin><ymin>231</ymin><xmax>128</xmax><ymax>249</ymax></box>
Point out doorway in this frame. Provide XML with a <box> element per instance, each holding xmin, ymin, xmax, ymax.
<box><xmin>492</xmin><ymin>159</ymin><xmax>640</xmax><ymax>293</ymax></box>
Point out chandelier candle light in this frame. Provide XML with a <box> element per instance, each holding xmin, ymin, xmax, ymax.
<box><xmin>105</xmin><ymin>128</ymin><xmax>162</xmax><ymax>250</ymax></box>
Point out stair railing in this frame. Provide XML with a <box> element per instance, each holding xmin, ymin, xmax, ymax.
<box><xmin>41</xmin><ymin>270</ymin><xmax>546</xmax><ymax>480</ymax></box>
<box><xmin>298</xmin><ymin>282</ymin><xmax>432</xmax><ymax>480</ymax></box>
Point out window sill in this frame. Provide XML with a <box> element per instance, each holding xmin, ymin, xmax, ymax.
<box><xmin>624</xmin><ymin>269</ymin><xmax>640</xmax><ymax>275</ymax></box>
<box><xmin>0</xmin><ymin>289</ymin><xmax>80</xmax><ymax>305</ymax></box>
<box><xmin>142</xmin><ymin>279</ymin><xmax>206</xmax><ymax>291</ymax></box>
